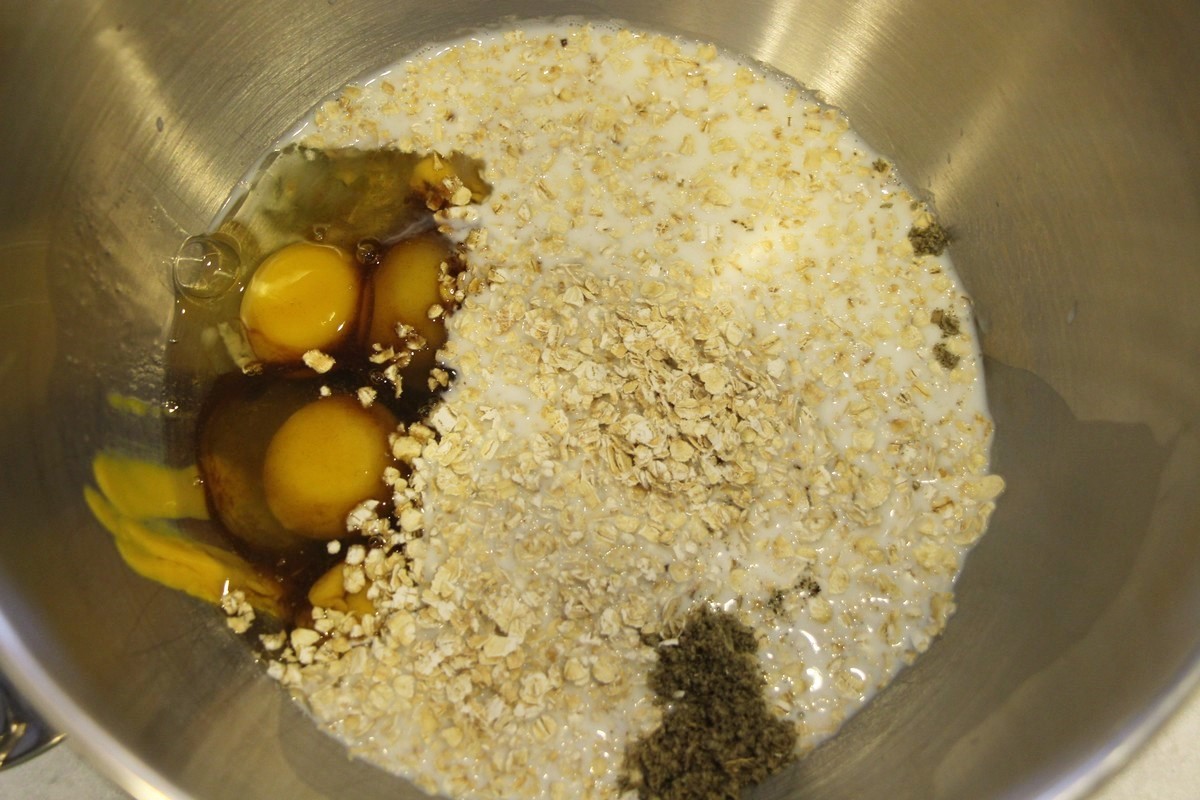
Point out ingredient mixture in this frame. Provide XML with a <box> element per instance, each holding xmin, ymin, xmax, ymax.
<box><xmin>91</xmin><ymin>20</ymin><xmax>1005</xmax><ymax>800</ymax></box>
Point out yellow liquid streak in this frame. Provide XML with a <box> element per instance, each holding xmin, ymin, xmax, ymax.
<box><xmin>93</xmin><ymin>453</ymin><xmax>210</xmax><ymax>521</ymax></box>
<box><xmin>85</xmin><ymin>454</ymin><xmax>285</xmax><ymax>617</ymax></box>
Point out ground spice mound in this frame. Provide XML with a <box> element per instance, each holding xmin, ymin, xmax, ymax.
<box><xmin>908</xmin><ymin>221</ymin><xmax>951</xmax><ymax>256</ymax></box>
<box><xmin>622</xmin><ymin>608</ymin><xmax>797</xmax><ymax>799</ymax></box>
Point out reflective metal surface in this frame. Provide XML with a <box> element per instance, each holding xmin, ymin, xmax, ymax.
<box><xmin>0</xmin><ymin>672</ymin><xmax>63</xmax><ymax>768</ymax></box>
<box><xmin>0</xmin><ymin>1</ymin><xmax>1197</xmax><ymax>798</ymax></box>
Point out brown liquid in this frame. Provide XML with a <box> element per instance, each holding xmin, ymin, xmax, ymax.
<box><xmin>165</xmin><ymin>145</ymin><xmax>484</xmax><ymax>624</ymax></box>
<box><xmin>193</xmin><ymin>371</ymin><xmax>443</xmax><ymax>623</ymax></box>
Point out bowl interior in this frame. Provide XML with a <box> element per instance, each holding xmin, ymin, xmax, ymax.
<box><xmin>1</xmin><ymin>1</ymin><xmax>1198</xmax><ymax>799</ymax></box>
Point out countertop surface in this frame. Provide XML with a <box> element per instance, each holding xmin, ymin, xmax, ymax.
<box><xmin>3</xmin><ymin>684</ymin><xmax>1198</xmax><ymax>800</ymax></box>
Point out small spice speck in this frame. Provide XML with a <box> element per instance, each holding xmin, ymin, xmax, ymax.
<box><xmin>931</xmin><ymin>308</ymin><xmax>961</xmax><ymax>337</ymax></box>
<box><xmin>933</xmin><ymin>342</ymin><xmax>961</xmax><ymax>370</ymax></box>
<box><xmin>909</xmin><ymin>221</ymin><xmax>951</xmax><ymax>256</ymax></box>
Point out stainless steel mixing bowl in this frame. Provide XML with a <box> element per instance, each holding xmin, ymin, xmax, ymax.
<box><xmin>1</xmin><ymin>1</ymin><xmax>1198</xmax><ymax>798</ymax></box>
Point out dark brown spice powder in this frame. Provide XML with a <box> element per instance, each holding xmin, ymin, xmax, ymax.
<box><xmin>908</xmin><ymin>221</ymin><xmax>950</xmax><ymax>256</ymax></box>
<box><xmin>621</xmin><ymin>607</ymin><xmax>797</xmax><ymax>800</ymax></box>
<box><xmin>930</xmin><ymin>308</ymin><xmax>961</xmax><ymax>338</ymax></box>
<box><xmin>933</xmin><ymin>342</ymin><xmax>961</xmax><ymax>370</ymax></box>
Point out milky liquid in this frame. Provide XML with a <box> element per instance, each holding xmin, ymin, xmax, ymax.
<box><xmin>278</xmin><ymin>21</ymin><xmax>1004</xmax><ymax>800</ymax></box>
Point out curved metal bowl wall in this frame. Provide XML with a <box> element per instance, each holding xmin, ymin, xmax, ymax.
<box><xmin>0</xmin><ymin>2</ymin><xmax>1197</xmax><ymax>798</ymax></box>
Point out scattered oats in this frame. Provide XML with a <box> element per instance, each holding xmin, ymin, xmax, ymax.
<box><xmin>382</xmin><ymin>363</ymin><xmax>404</xmax><ymax>397</ymax></box>
<box><xmin>260</xmin><ymin>632</ymin><xmax>287</xmax><ymax>651</ymax></box>
<box><xmin>398</xmin><ymin>506</ymin><xmax>424</xmax><ymax>533</ymax></box>
<box><xmin>391</xmin><ymin>435</ymin><xmax>423</xmax><ymax>463</ymax></box>
<box><xmin>219</xmin><ymin>590</ymin><xmax>255</xmax><ymax>634</ymax></box>
<box><xmin>346</xmin><ymin>500</ymin><xmax>380</xmax><ymax>532</ymax></box>
<box><xmin>429</xmin><ymin>405</ymin><xmax>458</xmax><ymax>433</ymax></box>
<box><xmin>302</xmin><ymin>349</ymin><xmax>336</xmax><ymax>374</ymax></box>
<box><xmin>215</xmin><ymin>321</ymin><xmax>261</xmax><ymax>375</ymax></box>
<box><xmin>369</xmin><ymin>345</ymin><xmax>397</xmax><ymax>364</ymax></box>
<box><xmin>344</xmin><ymin>544</ymin><xmax>366</xmax><ymax>567</ymax></box>
<box><xmin>592</xmin><ymin>656</ymin><xmax>619</xmax><ymax>685</ymax></box>
<box><xmin>357</xmin><ymin>387</ymin><xmax>378</xmax><ymax>408</ymax></box>
<box><xmin>290</xmin><ymin>627</ymin><xmax>320</xmax><ymax>650</ymax></box>
<box><xmin>974</xmin><ymin>473</ymin><xmax>1007</xmax><ymax>501</ymax></box>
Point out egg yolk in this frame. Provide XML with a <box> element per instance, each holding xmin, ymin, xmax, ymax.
<box><xmin>240</xmin><ymin>241</ymin><xmax>361</xmax><ymax>364</ymax></box>
<box><xmin>261</xmin><ymin>396</ymin><xmax>395</xmax><ymax>539</ymax></box>
<box><xmin>367</xmin><ymin>235</ymin><xmax>450</xmax><ymax>372</ymax></box>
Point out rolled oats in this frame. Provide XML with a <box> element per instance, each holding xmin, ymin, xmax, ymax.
<box><xmin>268</xmin><ymin>21</ymin><xmax>1005</xmax><ymax>800</ymax></box>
